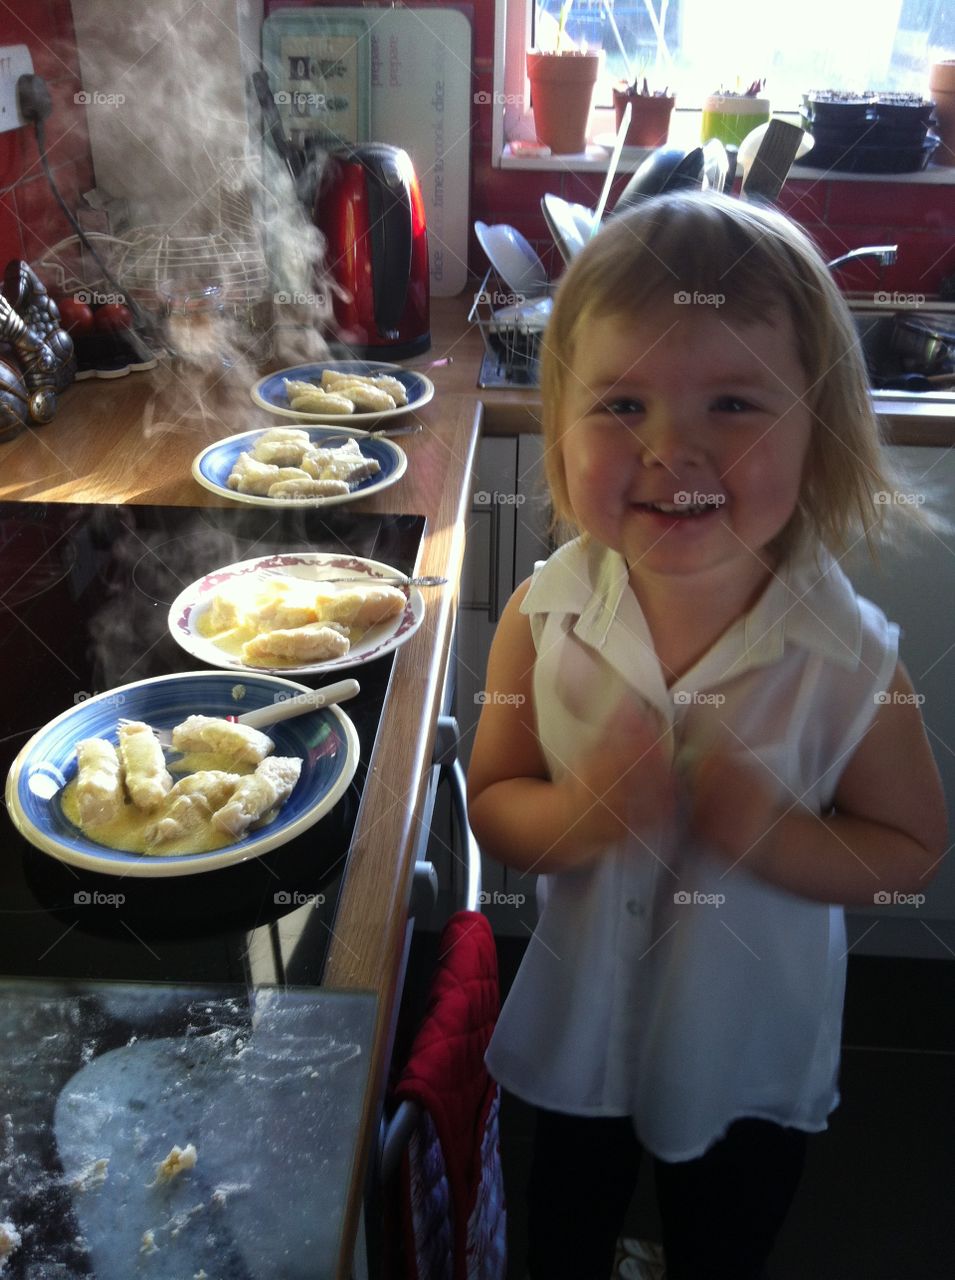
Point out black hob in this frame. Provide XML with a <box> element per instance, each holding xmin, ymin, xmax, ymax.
<box><xmin>0</xmin><ymin>502</ymin><xmax>426</xmax><ymax>987</ymax></box>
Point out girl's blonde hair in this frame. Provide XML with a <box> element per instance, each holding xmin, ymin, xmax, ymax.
<box><xmin>540</xmin><ymin>190</ymin><xmax>934</xmax><ymax>564</ymax></box>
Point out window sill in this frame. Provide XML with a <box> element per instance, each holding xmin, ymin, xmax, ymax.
<box><xmin>497</xmin><ymin>109</ymin><xmax>955</xmax><ymax>184</ymax></box>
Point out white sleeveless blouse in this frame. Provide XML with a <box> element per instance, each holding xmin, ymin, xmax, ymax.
<box><xmin>484</xmin><ymin>537</ymin><xmax>899</xmax><ymax>1161</ymax></box>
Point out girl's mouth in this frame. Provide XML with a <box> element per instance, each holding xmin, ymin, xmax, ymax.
<box><xmin>632</xmin><ymin>499</ymin><xmax>723</xmax><ymax>521</ymax></box>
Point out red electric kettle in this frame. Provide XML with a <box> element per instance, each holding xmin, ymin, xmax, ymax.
<box><xmin>313</xmin><ymin>143</ymin><xmax>430</xmax><ymax>359</ymax></box>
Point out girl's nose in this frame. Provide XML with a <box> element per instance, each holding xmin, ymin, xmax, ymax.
<box><xmin>637</xmin><ymin>407</ymin><xmax>704</xmax><ymax>469</ymax></box>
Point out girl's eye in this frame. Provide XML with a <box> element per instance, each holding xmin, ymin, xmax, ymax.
<box><xmin>604</xmin><ymin>397</ymin><xmax>644</xmax><ymax>416</ymax></box>
<box><xmin>712</xmin><ymin>395</ymin><xmax>756</xmax><ymax>413</ymax></box>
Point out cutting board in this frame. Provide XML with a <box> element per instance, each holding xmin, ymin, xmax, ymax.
<box><xmin>0</xmin><ymin>981</ymin><xmax>376</xmax><ymax>1279</ymax></box>
<box><xmin>265</xmin><ymin>6</ymin><xmax>473</xmax><ymax>297</ymax></box>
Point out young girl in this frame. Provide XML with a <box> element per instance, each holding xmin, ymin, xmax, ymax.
<box><xmin>467</xmin><ymin>191</ymin><xmax>947</xmax><ymax>1280</ymax></box>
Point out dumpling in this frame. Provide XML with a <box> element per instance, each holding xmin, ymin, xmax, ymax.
<box><xmin>211</xmin><ymin>757</ymin><xmax>303</xmax><ymax>838</ymax></box>
<box><xmin>241</xmin><ymin>621</ymin><xmax>350</xmax><ymax>665</ymax></box>
<box><xmin>118</xmin><ymin>722</ymin><xmax>173</xmax><ymax>812</ymax></box>
<box><xmin>144</xmin><ymin>771</ymin><xmax>240</xmax><ymax>847</ymax></box>
<box><xmin>321</xmin><ymin>584</ymin><xmax>407</xmax><ymax>629</ymax></box>
<box><xmin>252</xmin><ymin>439</ymin><xmax>310</xmax><ymax>467</ymax></box>
<box><xmin>332</xmin><ymin>381</ymin><xmax>396</xmax><ymax>413</ymax></box>
<box><xmin>171</xmin><ymin>716</ymin><xmax>274</xmax><ymax>765</ymax></box>
<box><xmin>74</xmin><ymin>738</ymin><xmax>124</xmax><ymax>826</ymax></box>
<box><xmin>227</xmin><ymin>452</ymin><xmax>310</xmax><ymax>496</ymax></box>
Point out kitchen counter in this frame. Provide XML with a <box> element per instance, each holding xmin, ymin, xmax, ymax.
<box><xmin>1</xmin><ymin>292</ymin><xmax>952</xmax><ymax>1275</ymax></box>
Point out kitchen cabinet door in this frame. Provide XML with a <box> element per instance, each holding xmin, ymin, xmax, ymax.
<box><xmin>841</xmin><ymin>446</ymin><xmax>955</xmax><ymax>959</ymax></box>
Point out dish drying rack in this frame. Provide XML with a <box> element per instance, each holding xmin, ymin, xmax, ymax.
<box><xmin>468</xmin><ymin>268</ymin><xmax>544</xmax><ymax>389</ymax></box>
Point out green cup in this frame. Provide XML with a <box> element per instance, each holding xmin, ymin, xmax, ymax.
<box><xmin>701</xmin><ymin>95</ymin><xmax>771</xmax><ymax>147</ymax></box>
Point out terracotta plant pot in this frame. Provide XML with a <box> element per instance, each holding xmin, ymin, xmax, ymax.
<box><xmin>929</xmin><ymin>61</ymin><xmax>955</xmax><ymax>166</ymax></box>
<box><xmin>612</xmin><ymin>86</ymin><xmax>676</xmax><ymax>147</ymax></box>
<box><xmin>526</xmin><ymin>50</ymin><xmax>601</xmax><ymax>155</ymax></box>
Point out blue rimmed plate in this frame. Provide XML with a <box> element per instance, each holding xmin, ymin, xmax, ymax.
<box><xmin>4</xmin><ymin>671</ymin><xmax>359</xmax><ymax>877</ymax></box>
<box><xmin>191</xmin><ymin>425</ymin><xmax>407</xmax><ymax>508</ymax></box>
<box><xmin>251</xmin><ymin>360</ymin><xmax>434</xmax><ymax>424</ymax></box>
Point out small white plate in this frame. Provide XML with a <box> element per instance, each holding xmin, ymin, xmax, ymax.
<box><xmin>168</xmin><ymin>552</ymin><xmax>426</xmax><ymax>677</ymax></box>
<box><xmin>251</xmin><ymin>360</ymin><xmax>434</xmax><ymax>424</ymax></box>
<box><xmin>192</xmin><ymin>426</ymin><xmax>407</xmax><ymax>508</ymax></box>
<box><xmin>474</xmin><ymin>221</ymin><xmax>549</xmax><ymax>296</ymax></box>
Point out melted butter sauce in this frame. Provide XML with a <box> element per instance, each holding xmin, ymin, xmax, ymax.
<box><xmin>61</xmin><ymin>755</ymin><xmax>257</xmax><ymax>857</ymax></box>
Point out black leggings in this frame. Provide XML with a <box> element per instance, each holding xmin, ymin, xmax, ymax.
<box><xmin>526</xmin><ymin>1108</ymin><xmax>807</xmax><ymax>1280</ymax></box>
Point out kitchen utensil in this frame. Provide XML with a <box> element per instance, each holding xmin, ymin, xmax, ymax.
<box><xmin>263</xmin><ymin>571</ymin><xmax>447</xmax><ymax>587</ymax></box>
<box><xmin>612</xmin><ymin>145</ymin><xmax>703</xmax><ymax>214</ymax></box>
<box><xmin>251</xmin><ymin>69</ymin><xmax>304</xmax><ymax>183</ymax></box>
<box><xmin>168</xmin><ymin>553</ymin><xmax>426</xmax><ymax>677</ymax></box>
<box><xmin>474</xmin><ymin>222</ymin><xmax>549</xmax><ymax>296</ymax></box>
<box><xmin>192</xmin><ymin>426</ymin><xmax>408</xmax><ymax>510</ymax></box>
<box><xmin>701</xmin><ymin>137</ymin><xmax>729</xmax><ymax>192</ymax></box>
<box><xmin>739</xmin><ymin>119</ymin><xmax>811</xmax><ymax>202</ymax></box>
<box><xmin>541</xmin><ymin>194</ymin><xmax>595</xmax><ymax>264</ymax></box>
<box><xmin>251</xmin><ymin>360</ymin><xmax>435</xmax><ymax>423</ymax></box>
<box><xmin>313</xmin><ymin>143</ymin><xmax>431</xmax><ymax>359</ymax></box>
<box><xmin>592</xmin><ymin>102</ymin><xmax>632</xmax><ymax>236</ymax></box>
<box><xmin>4</xmin><ymin>671</ymin><xmax>360</xmax><ymax>876</ymax></box>
<box><xmin>119</xmin><ymin>678</ymin><xmax>361</xmax><ymax>747</ymax></box>
<box><xmin>737</xmin><ymin>120</ymin><xmax>815</xmax><ymax>187</ymax></box>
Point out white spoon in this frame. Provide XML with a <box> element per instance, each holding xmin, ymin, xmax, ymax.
<box><xmin>120</xmin><ymin>678</ymin><xmax>360</xmax><ymax>744</ymax></box>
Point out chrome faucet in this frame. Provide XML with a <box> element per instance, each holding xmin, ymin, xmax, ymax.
<box><xmin>827</xmin><ymin>245</ymin><xmax>898</xmax><ymax>271</ymax></box>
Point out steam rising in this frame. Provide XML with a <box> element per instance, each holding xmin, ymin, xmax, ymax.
<box><xmin>67</xmin><ymin>0</ymin><xmax>333</xmax><ymax>425</ymax></box>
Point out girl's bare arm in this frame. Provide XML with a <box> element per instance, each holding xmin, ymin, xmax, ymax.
<box><xmin>691</xmin><ymin>662</ymin><xmax>948</xmax><ymax>904</ymax></box>
<box><xmin>467</xmin><ymin>580</ymin><xmax>674</xmax><ymax>874</ymax></box>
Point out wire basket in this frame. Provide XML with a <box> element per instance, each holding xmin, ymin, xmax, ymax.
<box><xmin>468</xmin><ymin>268</ymin><xmax>545</xmax><ymax>388</ymax></box>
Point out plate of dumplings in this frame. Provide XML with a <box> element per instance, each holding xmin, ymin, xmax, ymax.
<box><xmin>192</xmin><ymin>424</ymin><xmax>407</xmax><ymax>507</ymax></box>
<box><xmin>168</xmin><ymin>552</ymin><xmax>426</xmax><ymax>677</ymax></box>
<box><xmin>4</xmin><ymin>671</ymin><xmax>359</xmax><ymax>876</ymax></box>
<box><xmin>251</xmin><ymin>360</ymin><xmax>435</xmax><ymax>424</ymax></box>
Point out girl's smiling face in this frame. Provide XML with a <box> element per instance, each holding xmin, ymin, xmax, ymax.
<box><xmin>558</xmin><ymin>304</ymin><xmax>813</xmax><ymax>594</ymax></box>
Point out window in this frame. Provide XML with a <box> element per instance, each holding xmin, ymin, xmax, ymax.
<box><xmin>493</xmin><ymin>0</ymin><xmax>955</xmax><ymax>160</ymax></box>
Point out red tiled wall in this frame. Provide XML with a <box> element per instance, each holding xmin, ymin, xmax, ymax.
<box><xmin>0</xmin><ymin>1</ymin><xmax>95</xmax><ymax>273</ymax></box>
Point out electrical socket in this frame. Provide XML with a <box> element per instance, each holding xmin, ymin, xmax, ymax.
<box><xmin>0</xmin><ymin>44</ymin><xmax>35</xmax><ymax>133</ymax></box>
